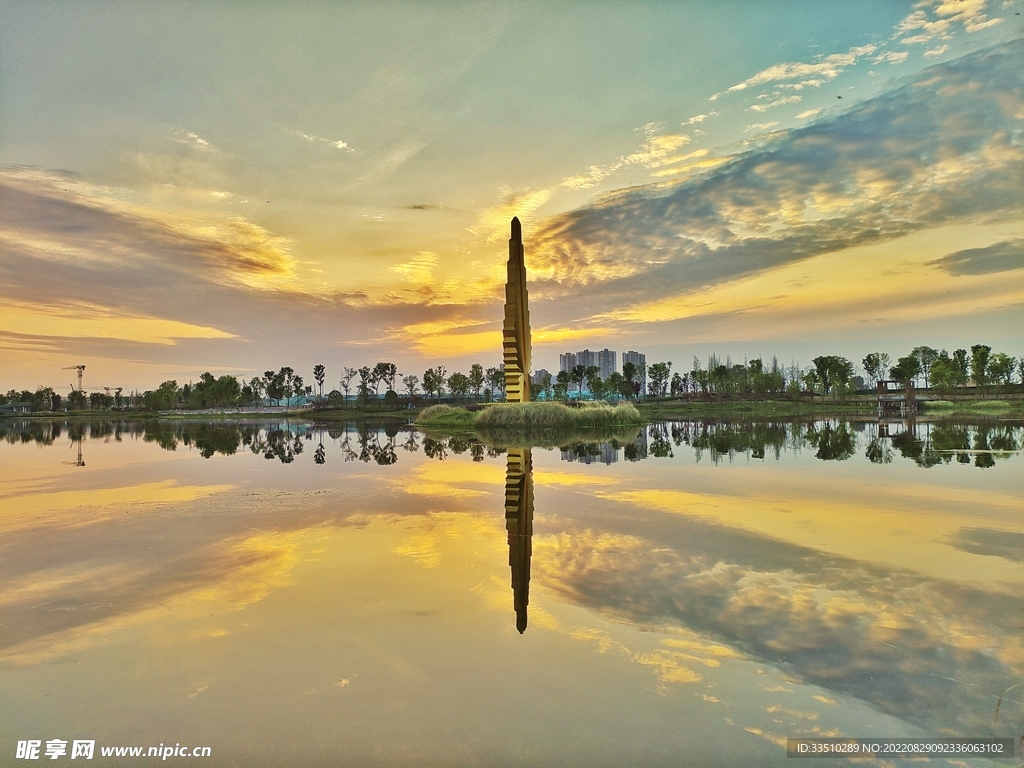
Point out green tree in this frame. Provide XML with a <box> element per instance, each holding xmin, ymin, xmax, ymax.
<box><xmin>648</xmin><ymin>362</ymin><xmax>672</xmax><ymax>398</ymax></box>
<box><xmin>862</xmin><ymin>352</ymin><xmax>890</xmax><ymax>386</ymax></box>
<box><xmin>570</xmin><ymin>364</ymin><xmax>586</xmax><ymax>396</ymax></box>
<box><xmin>622</xmin><ymin>362</ymin><xmax>640</xmax><ymax>399</ymax></box>
<box><xmin>802</xmin><ymin>369</ymin><xmax>820</xmax><ymax>401</ymax></box>
<box><xmin>423</xmin><ymin>366</ymin><xmax>447</xmax><ymax>400</ymax></box>
<box><xmin>890</xmin><ymin>355</ymin><xmax>921</xmax><ymax>385</ymax></box>
<box><xmin>970</xmin><ymin>344</ymin><xmax>991</xmax><ymax>390</ymax></box>
<box><xmin>606</xmin><ymin>371</ymin><xmax>623</xmax><ymax>401</ymax></box>
<box><xmin>447</xmin><ymin>371</ymin><xmax>471</xmax><ymax>402</ymax></box>
<box><xmin>812</xmin><ymin>356</ymin><xmax>854</xmax><ymax>399</ymax></box>
<box><xmin>548</xmin><ymin>370</ymin><xmax>566</xmax><ymax>400</ymax></box>
<box><xmin>911</xmin><ymin>346</ymin><xmax>939</xmax><ymax>388</ymax></box>
<box><xmin>469</xmin><ymin>363</ymin><xmax>484</xmax><ymax>400</ymax></box>
<box><xmin>485</xmin><ymin>366</ymin><xmax>504</xmax><ymax>400</ymax></box>
<box><xmin>988</xmin><ymin>352</ymin><xmax>1016</xmax><ymax>390</ymax></box>
<box><xmin>951</xmin><ymin>349</ymin><xmax>970</xmax><ymax>387</ymax></box>
<box><xmin>584</xmin><ymin>366</ymin><xmax>604</xmax><ymax>400</ymax></box>
<box><xmin>670</xmin><ymin>372</ymin><xmax>683</xmax><ymax>397</ymax></box>
<box><xmin>402</xmin><ymin>374</ymin><xmax>419</xmax><ymax>398</ymax></box>
<box><xmin>929</xmin><ymin>351</ymin><xmax>958</xmax><ymax>395</ymax></box>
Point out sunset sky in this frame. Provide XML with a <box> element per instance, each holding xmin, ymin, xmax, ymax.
<box><xmin>1</xmin><ymin>1</ymin><xmax>1022</xmax><ymax>392</ymax></box>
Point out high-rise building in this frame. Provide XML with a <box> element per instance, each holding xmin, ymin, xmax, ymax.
<box><xmin>622</xmin><ymin>351</ymin><xmax>647</xmax><ymax>393</ymax></box>
<box><xmin>595</xmin><ymin>349</ymin><xmax>617</xmax><ymax>380</ymax></box>
<box><xmin>558</xmin><ymin>352</ymin><xmax>577</xmax><ymax>372</ymax></box>
<box><xmin>530</xmin><ymin>368</ymin><xmax>550</xmax><ymax>386</ymax></box>
<box><xmin>575</xmin><ymin>349</ymin><xmax>597</xmax><ymax>370</ymax></box>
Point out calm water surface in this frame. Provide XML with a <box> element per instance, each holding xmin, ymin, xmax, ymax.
<box><xmin>2</xmin><ymin>418</ymin><xmax>1022</xmax><ymax>767</ymax></box>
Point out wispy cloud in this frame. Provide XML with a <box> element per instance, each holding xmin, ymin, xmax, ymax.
<box><xmin>391</xmin><ymin>251</ymin><xmax>439</xmax><ymax>283</ymax></box>
<box><xmin>170</xmin><ymin>129</ymin><xmax>213</xmax><ymax>149</ymax></box>
<box><xmin>682</xmin><ymin>111</ymin><xmax>718</xmax><ymax>126</ymax></box>
<box><xmin>526</xmin><ymin>39</ymin><xmax>1024</xmax><ymax>315</ymax></box>
<box><xmin>743</xmin><ymin>122</ymin><xmax>779</xmax><ymax>133</ymax></box>
<box><xmin>927</xmin><ymin>238</ymin><xmax>1024</xmax><ymax>275</ymax></box>
<box><xmin>748</xmin><ymin>95</ymin><xmax>802</xmax><ymax>113</ymax></box>
<box><xmin>795</xmin><ymin>109</ymin><xmax>823</xmax><ymax>120</ymax></box>
<box><xmin>727</xmin><ymin>44</ymin><xmax>877</xmax><ymax>93</ymax></box>
<box><xmin>872</xmin><ymin>51</ymin><xmax>909</xmax><ymax>65</ymax></box>
<box><xmin>292</xmin><ymin>129</ymin><xmax>355</xmax><ymax>151</ymax></box>
<box><xmin>924</xmin><ymin>44</ymin><xmax>950</xmax><ymax>58</ymax></box>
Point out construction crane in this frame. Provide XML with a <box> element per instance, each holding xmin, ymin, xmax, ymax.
<box><xmin>62</xmin><ymin>365</ymin><xmax>86</xmax><ymax>391</ymax></box>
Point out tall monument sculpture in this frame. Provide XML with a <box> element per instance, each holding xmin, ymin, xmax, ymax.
<box><xmin>502</xmin><ymin>217</ymin><xmax>532</xmax><ymax>402</ymax></box>
<box><xmin>504</xmin><ymin>447</ymin><xmax>534</xmax><ymax>633</ymax></box>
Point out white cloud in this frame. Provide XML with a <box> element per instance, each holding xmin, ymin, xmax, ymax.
<box><xmin>743</xmin><ymin>122</ymin><xmax>779</xmax><ymax>133</ymax></box>
<box><xmin>749</xmin><ymin>95</ymin><xmax>802</xmax><ymax>113</ymax></box>
<box><xmin>924</xmin><ymin>45</ymin><xmax>949</xmax><ymax>58</ymax></box>
<box><xmin>873</xmin><ymin>51</ymin><xmax>909</xmax><ymax>64</ymax></box>
<box><xmin>170</xmin><ymin>129</ymin><xmax>213</xmax><ymax>149</ymax></box>
<box><xmin>796</xmin><ymin>109</ymin><xmax>823</xmax><ymax>120</ymax></box>
<box><xmin>683</xmin><ymin>112</ymin><xmax>718</xmax><ymax>125</ymax></box>
<box><xmin>291</xmin><ymin>129</ymin><xmax>355</xmax><ymax>151</ymax></box>
<box><xmin>728</xmin><ymin>44</ymin><xmax>877</xmax><ymax>93</ymax></box>
<box><xmin>895</xmin><ymin>0</ymin><xmax>1002</xmax><ymax>45</ymax></box>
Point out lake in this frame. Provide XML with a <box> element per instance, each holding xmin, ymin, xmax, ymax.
<box><xmin>2</xmin><ymin>417</ymin><xmax>1022</xmax><ymax>766</ymax></box>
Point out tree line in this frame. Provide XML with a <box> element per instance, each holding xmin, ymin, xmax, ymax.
<box><xmin>2</xmin><ymin>342</ymin><xmax>1020</xmax><ymax>413</ymax></box>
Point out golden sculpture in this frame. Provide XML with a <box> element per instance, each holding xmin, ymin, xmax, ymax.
<box><xmin>502</xmin><ymin>217</ymin><xmax>532</xmax><ymax>402</ymax></box>
<box><xmin>504</xmin><ymin>447</ymin><xmax>534</xmax><ymax>633</ymax></box>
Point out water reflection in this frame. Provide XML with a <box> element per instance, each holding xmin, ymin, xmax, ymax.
<box><xmin>2</xmin><ymin>415</ymin><xmax>1023</xmax><ymax>757</ymax></box>
<box><xmin>504</xmin><ymin>448</ymin><xmax>534</xmax><ymax>633</ymax></box>
<box><xmin>4</xmin><ymin>417</ymin><xmax>1019</xmax><ymax>470</ymax></box>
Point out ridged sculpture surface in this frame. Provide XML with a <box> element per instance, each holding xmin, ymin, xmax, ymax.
<box><xmin>504</xmin><ymin>447</ymin><xmax>534</xmax><ymax>634</ymax></box>
<box><xmin>502</xmin><ymin>217</ymin><xmax>532</xmax><ymax>403</ymax></box>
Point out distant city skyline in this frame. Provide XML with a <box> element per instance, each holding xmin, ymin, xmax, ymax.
<box><xmin>2</xmin><ymin>4</ymin><xmax>1022</xmax><ymax>390</ymax></box>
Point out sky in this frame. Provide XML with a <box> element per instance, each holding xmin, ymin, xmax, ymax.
<box><xmin>1</xmin><ymin>0</ymin><xmax>1022</xmax><ymax>392</ymax></box>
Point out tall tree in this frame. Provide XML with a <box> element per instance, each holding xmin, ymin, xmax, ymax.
<box><xmin>648</xmin><ymin>362</ymin><xmax>673</xmax><ymax>398</ymax></box>
<box><xmin>402</xmin><ymin>374</ymin><xmax>419</xmax><ymax>398</ymax></box>
<box><xmin>970</xmin><ymin>344</ymin><xmax>991</xmax><ymax>389</ymax></box>
<box><xmin>862</xmin><ymin>353</ymin><xmax>890</xmax><ymax>386</ymax></box>
<box><xmin>951</xmin><ymin>349</ymin><xmax>970</xmax><ymax>387</ymax></box>
<box><xmin>570</xmin><ymin>364</ymin><xmax>586</xmax><ymax>395</ymax></box>
<box><xmin>313</xmin><ymin>364</ymin><xmax>326</xmax><ymax>400</ymax></box>
<box><xmin>988</xmin><ymin>352</ymin><xmax>1016</xmax><ymax>390</ymax></box>
<box><xmin>339</xmin><ymin>367</ymin><xmax>357</xmax><ymax>403</ymax></box>
<box><xmin>485</xmin><ymin>366</ymin><xmax>504</xmax><ymax>400</ymax></box>
<box><xmin>468</xmin><ymin>363</ymin><xmax>484</xmax><ymax>400</ymax></box>
<box><xmin>447</xmin><ymin>371</ymin><xmax>471</xmax><ymax>402</ymax></box>
<box><xmin>911</xmin><ymin>346</ymin><xmax>939</xmax><ymax>388</ymax></box>
<box><xmin>890</xmin><ymin>355</ymin><xmax>921</xmax><ymax>385</ymax></box>
<box><xmin>357</xmin><ymin>366</ymin><xmax>373</xmax><ymax>404</ymax></box>
<box><xmin>554</xmin><ymin>370</ymin><xmax>571</xmax><ymax>400</ymax></box>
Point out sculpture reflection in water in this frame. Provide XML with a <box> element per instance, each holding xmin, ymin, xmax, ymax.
<box><xmin>504</xmin><ymin>447</ymin><xmax>534</xmax><ymax>634</ymax></box>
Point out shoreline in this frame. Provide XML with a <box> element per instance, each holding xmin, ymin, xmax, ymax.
<box><xmin>4</xmin><ymin>396</ymin><xmax>1022</xmax><ymax>424</ymax></box>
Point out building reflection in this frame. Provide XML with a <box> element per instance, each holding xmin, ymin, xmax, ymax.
<box><xmin>504</xmin><ymin>447</ymin><xmax>534</xmax><ymax>634</ymax></box>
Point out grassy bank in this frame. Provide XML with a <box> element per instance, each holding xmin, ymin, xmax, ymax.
<box><xmin>921</xmin><ymin>399</ymin><xmax>1024</xmax><ymax>417</ymax></box>
<box><xmin>416</xmin><ymin>402</ymin><xmax>645</xmax><ymax>447</ymax></box>
<box><xmin>636</xmin><ymin>398</ymin><xmax>877</xmax><ymax>419</ymax></box>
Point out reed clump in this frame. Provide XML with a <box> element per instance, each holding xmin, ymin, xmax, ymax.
<box><xmin>415</xmin><ymin>404</ymin><xmax>477</xmax><ymax>427</ymax></box>
<box><xmin>475</xmin><ymin>401</ymin><xmax>643</xmax><ymax>429</ymax></box>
